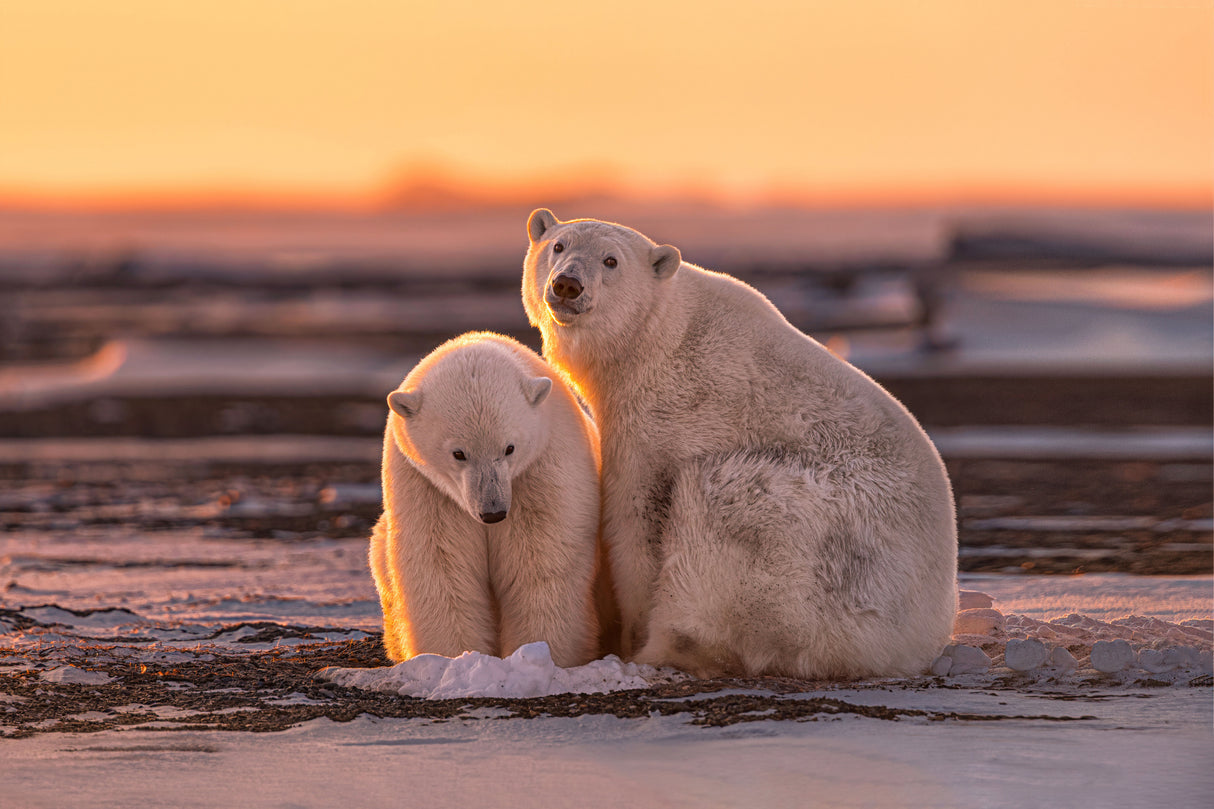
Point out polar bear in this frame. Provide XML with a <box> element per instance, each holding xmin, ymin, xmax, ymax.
<box><xmin>369</xmin><ymin>331</ymin><xmax>604</xmax><ymax>667</ymax></box>
<box><xmin>522</xmin><ymin>209</ymin><xmax>958</xmax><ymax>679</ymax></box>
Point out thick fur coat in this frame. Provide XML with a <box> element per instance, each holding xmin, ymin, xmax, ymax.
<box><xmin>522</xmin><ymin>210</ymin><xmax>958</xmax><ymax>679</ymax></box>
<box><xmin>369</xmin><ymin>332</ymin><xmax>603</xmax><ymax>667</ymax></box>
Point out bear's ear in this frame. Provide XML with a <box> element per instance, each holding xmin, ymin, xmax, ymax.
<box><xmin>524</xmin><ymin>376</ymin><xmax>552</xmax><ymax>407</ymax></box>
<box><xmin>528</xmin><ymin>208</ymin><xmax>559</xmax><ymax>243</ymax></box>
<box><xmin>651</xmin><ymin>244</ymin><xmax>681</xmax><ymax>280</ymax></box>
<box><xmin>387</xmin><ymin>389</ymin><xmax>422</xmax><ymax>418</ymax></box>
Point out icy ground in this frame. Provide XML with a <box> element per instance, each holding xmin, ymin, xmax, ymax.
<box><xmin>2</xmin><ymin>466</ymin><xmax>1212</xmax><ymax>807</ymax></box>
<box><xmin>317</xmin><ymin>580</ymin><xmax>1212</xmax><ymax>698</ymax></box>
<box><xmin>3</xmin><ymin>566</ymin><xmax>1213</xmax><ymax>807</ymax></box>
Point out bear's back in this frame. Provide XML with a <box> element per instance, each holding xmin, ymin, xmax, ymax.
<box><xmin>669</xmin><ymin>263</ymin><xmax>946</xmax><ymax>481</ymax></box>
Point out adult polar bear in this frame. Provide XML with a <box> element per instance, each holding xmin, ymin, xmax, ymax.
<box><xmin>370</xmin><ymin>332</ymin><xmax>603</xmax><ymax>667</ymax></box>
<box><xmin>523</xmin><ymin>209</ymin><xmax>957</xmax><ymax>679</ymax></box>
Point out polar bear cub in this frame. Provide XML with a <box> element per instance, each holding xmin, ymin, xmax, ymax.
<box><xmin>369</xmin><ymin>331</ymin><xmax>602</xmax><ymax>667</ymax></box>
<box><xmin>523</xmin><ymin>209</ymin><xmax>958</xmax><ymax>679</ymax></box>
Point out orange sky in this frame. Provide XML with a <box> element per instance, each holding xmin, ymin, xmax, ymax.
<box><xmin>1</xmin><ymin>0</ymin><xmax>1211</xmax><ymax>207</ymax></box>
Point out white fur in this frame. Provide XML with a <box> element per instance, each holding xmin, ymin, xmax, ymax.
<box><xmin>370</xmin><ymin>331</ymin><xmax>605</xmax><ymax>667</ymax></box>
<box><xmin>523</xmin><ymin>210</ymin><xmax>958</xmax><ymax>679</ymax></box>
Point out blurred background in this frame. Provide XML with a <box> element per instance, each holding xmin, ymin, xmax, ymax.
<box><xmin>0</xmin><ymin>0</ymin><xmax>1210</xmax><ymax>581</ymax></box>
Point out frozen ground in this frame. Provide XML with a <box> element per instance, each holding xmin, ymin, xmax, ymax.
<box><xmin>1</xmin><ymin>204</ymin><xmax>1210</xmax><ymax>806</ymax></box>
<box><xmin>4</xmin><ymin>692</ymin><xmax>1212</xmax><ymax>809</ymax></box>
<box><xmin>0</xmin><ymin>442</ymin><xmax>1210</xmax><ymax>802</ymax></box>
<box><xmin>2</xmin><ymin>532</ymin><xmax>1211</xmax><ymax>807</ymax></box>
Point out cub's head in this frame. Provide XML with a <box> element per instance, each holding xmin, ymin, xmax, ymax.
<box><xmin>388</xmin><ymin>339</ymin><xmax>553</xmax><ymax>525</ymax></box>
<box><xmin>523</xmin><ymin>208</ymin><xmax>682</xmax><ymax>343</ymax></box>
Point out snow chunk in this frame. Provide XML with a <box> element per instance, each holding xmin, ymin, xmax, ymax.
<box><xmin>1048</xmin><ymin>646</ymin><xmax>1078</xmax><ymax>672</ymax></box>
<box><xmin>1004</xmin><ymin>638</ymin><xmax>1049</xmax><ymax>671</ymax></box>
<box><xmin>936</xmin><ymin>645</ymin><xmax>993</xmax><ymax>675</ymax></box>
<box><xmin>958</xmin><ymin>590</ymin><xmax>994</xmax><ymax>610</ymax></box>
<box><xmin>40</xmin><ymin>666</ymin><xmax>114</xmax><ymax>685</ymax></box>
<box><xmin>1091</xmin><ymin>639</ymin><xmax>1135</xmax><ymax>673</ymax></box>
<box><xmin>953</xmin><ymin>608</ymin><xmax>1005</xmax><ymax>636</ymax></box>
<box><xmin>320</xmin><ymin>642</ymin><xmax>675</xmax><ymax>699</ymax></box>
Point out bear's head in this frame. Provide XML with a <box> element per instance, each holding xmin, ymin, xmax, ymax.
<box><xmin>387</xmin><ymin>340</ymin><xmax>553</xmax><ymax>525</ymax></box>
<box><xmin>523</xmin><ymin>209</ymin><xmax>682</xmax><ymax>346</ymax></box>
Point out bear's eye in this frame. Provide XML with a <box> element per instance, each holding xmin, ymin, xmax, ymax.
<box><xmin>553</xmin><ymin>242</ymin><xmax>564</xmax><ymax>254</ymax></box>
<box><xmin>603</xmin><ymin>257</ymin><xmax>617</xmax><ymax>268</ymax></box>
<box><xmin>504</xmin><ymin>444</ymin><xmax>515</xmax><ymax>456</ymax></box>
<box><xmin>452</xmin><ymin>450</ymin><xmax>467</xmax><ymax>461</ymax></box>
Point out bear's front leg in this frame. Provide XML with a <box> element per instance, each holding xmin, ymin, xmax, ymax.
<box><xmin>368</xmin><ymin>514</ymin><xmax>409</xmax><ymax>661</ymax></box>
<box><xmin>490</xmin><ymin>506</ymin><xmax>599</xmax><ymax>668</ymax></box>
<box><xmin>391</xmin><ymin>513</ymin><xmax>498</xmax><ymax>660</ymax></box>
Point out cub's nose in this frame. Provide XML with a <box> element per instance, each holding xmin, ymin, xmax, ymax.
<box><xmin>551</xmin><ymin>274</ymin><xmax>583</xmax><ymax>301</ymax></box>
<box><xmin>480</xmin><ymin>510</ymin><xmax>508</xmax><ymax>524</ymax></box>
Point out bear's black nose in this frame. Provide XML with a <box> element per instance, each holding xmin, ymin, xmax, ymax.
<box><xmin>480</xmin><ymin>510</ymin><xmax>508</xmax><ymax>524</ymax></box>
<box><xmin>551</xmin><ymin>274</ymin><xmax>583</xmax><ymax>300</ymax></box>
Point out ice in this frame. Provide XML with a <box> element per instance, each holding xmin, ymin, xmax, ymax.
<box><xmin>957</xmin><ymin>590</ymin><xmax>994</xmax><ymax>610</ymax></box>
<box><xmin>927</xmin><ymin>600</ymin><xmax>1213</xmax><ymax>681</ymax></box>
<box><xmin>1090</xmin><ymin>639</ymin><xmax>1135</xmax><ymax>673</ymax></box>
<box><xmin>1136</xmin><ymin>648</ymin><xmax>1171</xmax><ymax>673</ymax></box>
<box><xmin>40</xmin><ymin>666</ymin><xmax>114</xmax><ymax>685</ymax></box>
<box><xmin>1004</xmin><ymin>638</ymin><xmax>1049</xmax><ymax>671</ymax></box>
<box><xmin>953</xmin><ymin>608</ymin><xmax>1004</xmax><ymax>635</ymax></box>
<box><xmin>1162</xmin><ymin>645</ymin><xmax>1205</xmax><ymax>672</ymax></box>
<box><xmin>935</xmin><ymin>645</ymin><xmax>992</xmax><ymax>675</ymax></box>
<box><xmin>1048</xmin><ymin>646</ymin><xmax>1078</xmax><ymax>672</ymax></box>
<box><xmin>321</xmin><ymin>641</ymin><xmax>675</xmax><ymax>699</ymax></box>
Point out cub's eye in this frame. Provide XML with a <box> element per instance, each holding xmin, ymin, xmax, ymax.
<box><xmin>553</xmin><ymin>242</ymin><xmax>564</xmax><ymax>254</ymax></box>
<box><xmin>603</xmin><ymin>257</ymin><xmax>617</xmax><ymax>268</ymax></box>
<box><xmin>452</xmin><ymin>450</ymin><xmax>467</xmax><ymax>461</ymax></box>
<box><xmin>504</xmin><ymin>444</ymin><xmax>515</xmax><ymax>456</ymax></box>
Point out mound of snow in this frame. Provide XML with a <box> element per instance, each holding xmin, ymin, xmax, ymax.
<box><xmin>319</xmin><ymin>641</ymin><xmax>678</xmax><ymax>699</ymax></box>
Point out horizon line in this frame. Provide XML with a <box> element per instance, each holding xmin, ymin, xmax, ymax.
<box><xmin>0</xmin><ymin>178</ymin><xmax>1210</xmax><ymax>213</ymax></box>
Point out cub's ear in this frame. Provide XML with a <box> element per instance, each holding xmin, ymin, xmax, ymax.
<box><xmin>527</xmin><ymin>208</ymin><xmax>559</xmax><ymax>243</ymax></box>
<box><xmin>387</xmin><ymin>389</ymin><xmax>422</xmax><ymax>418</ymax></box>
<box><xmin>651</xmin><ymin>244</ymin><xmax>681</xmax><ymax>280</ymax></box>
<box><xmin>524</xmin><ymin>376</ymin><xmax>552</xmax><ymax>407</ymax></box>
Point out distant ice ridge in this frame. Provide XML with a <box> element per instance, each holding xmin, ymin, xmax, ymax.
<box><xmin>320</xmin><ymin>642</ymin><xmax>678</xmax><ymax>699</ymax></box>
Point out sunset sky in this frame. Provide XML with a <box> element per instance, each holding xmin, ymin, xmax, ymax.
<box><xmin>1</xmin><ymin>0</ymin><xmax>1211</xmax><ymax>207</ymax></box>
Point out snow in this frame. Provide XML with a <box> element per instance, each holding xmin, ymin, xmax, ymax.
<box><xmin>39</xmin><ymin>666</ymin><xmax>114</xmax><ymax>685</ymax></box>
<box><xmin>320</xmin><ymin>642</ymin><xmax>675</xmax><ymax>699</ymax></box>
<box><xmin>956</xmin><ymin>590</ymin><xmax>993</xmax><ymax>610</ymax></box>
<box><xmin>1049</xmin><ymin>645</ymin><xmax>1079</xmax><ymax>672</ymax></box>
<box><xmin>315</xmin><ymin>584</ymin><xmax>1214</xmax><ymax>700</ymax></box>
<box><xmin>1090</xmin><ymin>639</ymin><xmax>1135</xmax><ymax>673</ymax></box>
<box><xmin>933</xmin><ymin>644</ymin><xmax>993</xmax><ymax>675</ymax></box>
<box><xmin>953</xmin><ymin>606</ymin><xmax>1005</xmax><ymax>634</ymax></box>
<box><xmin>314</xmin><ymin>591</ymin><xmax>1213</xmax><ymax>699</ymax></box>
<box><xmin>3</xmin><ymin>514</ymin><xmax>1210</xmax><ymax>806</ymax></box>
<box><xmin>5</xmin><ymin>701</ymin><xmax>1212</xmax><ymax>809</ymax></box>
<box><xmin>1003</xmin><ymin>638</ymin><xmax>1049</xmax><ymax>671</ymax></box>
